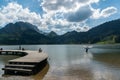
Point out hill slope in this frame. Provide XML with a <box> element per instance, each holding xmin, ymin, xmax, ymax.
<box><xmin>56</xmin><ymin>19</ymin><xmax>120</xmax><ymax>44</ymax></box>
<box><xmin>87</xmin><ymin>19</ymin><xmax>120</xmax><ymax>43</ymax></box>
<box><xmin>0</xmin><ymin>22</ymin><xmax>50</xmax><ymax>44</ymax></box>
<box><xmin>0</xmin><ymin>19</ymin><xmax>120</xmax><ymax>44</ymax></box>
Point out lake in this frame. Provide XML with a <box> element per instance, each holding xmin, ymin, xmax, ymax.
<box><xmin>0</xmin><ymin>44</ymin><xmax>120</xmax><ymax>80</ymax></box>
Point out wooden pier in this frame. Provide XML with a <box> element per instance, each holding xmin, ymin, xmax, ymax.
<box><xmin>0</xmin><ymin>50</ymin><xmax>48</xmax><ymax>75</ymax></box>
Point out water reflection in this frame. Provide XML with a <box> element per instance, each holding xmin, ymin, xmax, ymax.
<box><xmin>32</xmin><ymin>63</ymin><xmax>49</xmax><ymax>80</ymax></box>
<box><xmin>0</xmin><ymin>45</ymin><xmax>120</xmax><ymax>80</ymax></box>
<box><xmin>94</xmin><ymin>53</ymin><xmax>120</xmax><ymax>67</ymax></box>
<box><xmin>44</xmin><ymin>52</ymin><xmax>120</xmax><ymax>80</ymax></box>
<box><xmin>43</xmin><ymin>45</ymin><xmax>120</xmax><ymax>80</ymax></box>
<box><xmin>91</xmin><ymin>61</ymin><xmax>120</xmax><ymax>80</ymax></box>
<box><xmin>0</xmin><ymin>55</ymin><xmax>19</xmax><ymax>77</ymax></box>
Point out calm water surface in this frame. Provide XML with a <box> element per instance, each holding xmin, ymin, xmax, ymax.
<box><xmin>0</xmin><ymin>45</ymin><xmax>120</xmax><ymax>80</ymax></box>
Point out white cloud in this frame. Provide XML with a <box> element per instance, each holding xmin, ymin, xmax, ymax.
<box><xmin>92</xmin><ymin>6</ymin><xmax>117</xmax><ymax>19</ymax></box>
<box><xmin>40</xmin><ymin>0</ymin><xmax>116</xmax><ymax>34</ymax></box>
<box><xmin>51</xmin><ymin>27</ymin><xmax>61</xmax><ymax>32</ymax></box>
<box><xmin>101</xmin><ymin>7</ymin><xmax>117</xmax><ymax>17</ymax></box>
<box><xmin>0</xmin><ymin>2</ymin><xmax>42</xmax><ymax>28</ymax></box>
<box><xmin>41</xmin><ymin>0</ymin><xmax>99</xmax><ymax>12</ymax></box>
<box><xmin>66</xmin><ymin>5</ymin><xmax>93</xmax><ymax>22</ymax></box>
<box><xmin>40</xmin><ymin>0</ymin><xmax>100</xmax><ymax>34</ymax></box>
<box><xmin>41</xmin><ymin>0</ymin><xmax>117</xmax><ymax>34</ymax></box>
<box><xmin>0</xmin><ymin>1</ymin><xmax>118</xmax><ymax>34</ymax></box>
<box><xmin>70</xmin><ymin>22</ymin><xmax>90</xmax><ymax>32</ymax></box>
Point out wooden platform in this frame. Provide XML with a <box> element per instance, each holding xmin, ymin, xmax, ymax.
<box><xmin>0</xmin><ymin>50</ymin><xmax>48</xmax><ymax>75</ymax></box>
<box><xmin>5</xmin><ymin>64</ymin><xmax>35</xmax><ymax>68</ymax></box>
<box><xmin>2</xmin><ymin>68</ymin><xmax>32</xmax><ymax>72</ymax></box>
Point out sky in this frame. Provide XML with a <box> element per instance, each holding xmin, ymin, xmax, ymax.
<box><xmin>0</xmin><ymin>0</ymin><xmax>120</xmax><ymax>34</ymax></box>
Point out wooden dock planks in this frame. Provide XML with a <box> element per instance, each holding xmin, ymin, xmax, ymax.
<box><xmin>2</xmin><ymin>68</ymin><xmax>32</xmax><ymax>72</ymax></box>
<box><xmin>0</xmin><ymin>50</ymin><xmax>48</xmax><ymax>75</ymax></box>
<box><xmin>5</xmin><ymin>64</ymin><xmax>35</xmax><ymax>68</ymax></box>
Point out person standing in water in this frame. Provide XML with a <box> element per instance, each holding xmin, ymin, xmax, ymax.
<box><xmin>39</xmin><ymin>48</ymin><xmax>42</xmax><ymax>53</ymax></box>
<box><xmin>85</xmin><ymin>47</ymin><xmax>89</xmax><ymax>53</ymax></box>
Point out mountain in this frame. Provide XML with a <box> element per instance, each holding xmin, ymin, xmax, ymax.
<box><xmin>86</xmin><ymin>19</ymin><xmax>120</xmax><ymax>43</ymax></box>
<box><xmin>0</xmin><ymin>19</ymin><xmax>120</xmax><ymax>44</ymax></box>
<box><xmin>0</xmin><ymin>22</ymin><xmax>50</xmax><ymax>44</ymax></box>
<box><xmin>58</xmin><ymin>19</ymin><xmax>120</xmax><ymax>44</ymax></box>
<box><xmin>52</xmin><ymin>19</ymin><xmax>120</xmax><ymax>44</ymax></box>
<box><xmin>46</xmin><ymin>31</ymin><xmax>58</xmax><ymax>38</ymax></box>
<box><xmin>0</xmin><ymin>22</ymin><xmax>40</xmax><ymax>34</ymax></box>
<box><xmin>56</xmin><ymin>31</ymin><xmax>86</xmax><ymax>44</ymax></box>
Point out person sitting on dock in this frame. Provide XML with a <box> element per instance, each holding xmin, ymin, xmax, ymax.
<box><xmin>22</xmin><ymin>48</ymin><xmax>25</xmax><ymax>51</ymax></box>
<box><xmin>0</xmin><ymin>48</ymin><xmax>3</xmax><ymax>51</ymax></box>
<box><xmin>39</xmin><ymin>48</ymin><xmax>42</xmax><ymax>53</ymax></box>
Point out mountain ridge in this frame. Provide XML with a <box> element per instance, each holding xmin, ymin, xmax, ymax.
<box><xmin>0</xmin><ymin>19</ymin><xmax>120</xmax><ymax>44</ymax></box>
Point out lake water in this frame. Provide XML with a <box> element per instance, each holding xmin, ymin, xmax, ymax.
<box><xmin>0</xmin><ymin>45</ymin><xmax>120</xmax><ymax>80</ymax></box>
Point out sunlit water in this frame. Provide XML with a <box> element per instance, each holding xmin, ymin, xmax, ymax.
<box><xmin>0</xmin><ymin>45</ymin><xmax>120</xmax><ymax>80</ymax></box>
